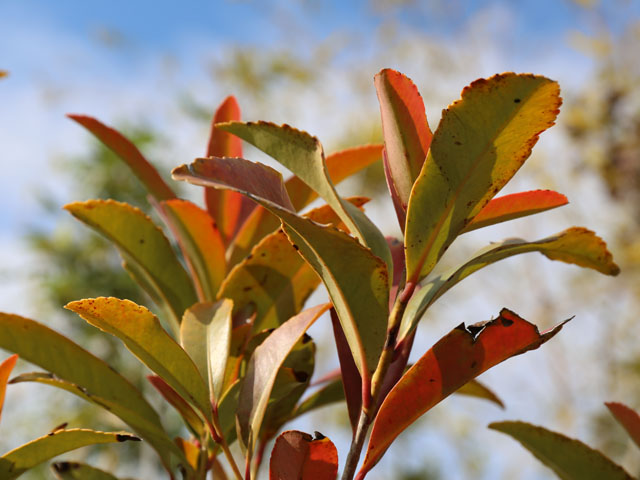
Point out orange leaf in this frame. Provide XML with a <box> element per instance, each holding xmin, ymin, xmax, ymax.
<box><xmin>269</xmin><ymin>430</ymin><xmax>338</xmax><ymax>480</ymax></box>
<box><xmin>359</xmin><ymin>309</ymin><xmax>568</xmax><ymax>476</ymax></box>
<box><xmin>205</xmin><ymin>96</ymin><xmax>255</xmax><ymax>245</ymax></box>
<box><xmin>462</xmin><ymin>190</ymin><xmax>568</xmax><ymax>233</ymax></box>
<box><xmin>606</xmin><ymin>402</ymin><xmax>640</xmax><ymax>450</ymax></box>
<box><xmin>67</xmin><ymin>114</ymin><xmax>175</xmax><ymax>201</ymax></box>
<box><xmin>0</xmin><ymin>354</ymin><xmax>18</xmax><ymax>424</ymax></box>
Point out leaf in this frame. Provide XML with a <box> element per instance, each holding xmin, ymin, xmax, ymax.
<box><xmin>269</xmin><ymin>431</ymin><xmax>338</xmax><ymax>480</ymax></box>
<box><xmin>0</xmin><ymin>354</ymin><xmax>18</xmax><ymax>425</ymax></box>
<box><xmin>64</xmin><ymin>200</ymin><xmax>197</xmax><ymax>334</ymax></box>
<box><xmin>180</xmin><ymin>300</ymin><xmax>233</xmax><ymax>402</ymax></box>
<box><xmin>147</xmin><ymin>375</ymin><xmax>204</xmax><ymax>438</ymax></box>
<box><xmin>291</xmin><ymin>377</ymin><xmax>345</xmax><ymax>420</ymax></box>
<box><xmin>67</xmin><ymin>115</ymin><xmax>175</xmax><ymax>201</ymax></box>
<box><xmin>456</xmin><ymin>379</ymin><xmax>504</xmax><ymax>408</ymax></box>
<box><xmin>65</xmin><ymin>298</ymin><xmax>211</xmax><ymax>422</ymax></box>
<box><xmin>489</xmin><ymin>421</ymin><xmax>634</xmax><ymax>480</ymax></box>
<box><xmin>405</xmin><ymin>73</ymin><xmax>562</xmax><ymax>283</ymax></box>
<box><xmin>52</xmin><ymin>462</ymin><xmax>135</xmax><ymax>480</ymax></box>
<box><xmin>462</xmin><ymin>190</ymin><xmax>568</xmax><ymax>233</ymax></box>
<box><xmin>360</xmin><ymin>309</ymin><xmax>568</xmax><ymax>475</ymax></box>
<box><xmin>228</xmin><ymin>144</ymin><xmax>383</xmax><ymax>265</ymax></box>
<box><xmin>161</xmin><ymin>199</ymin><xmax>226</xmax><ymax>301</ymax></box>
<box><xmin>375</xmin><ymin>68</ymin><xmax>432</xmax><ymax>211</ymax></box>
<box><xmin>204</xmin><ymin>95</ymin><xmax>255</xmax><ymax>245</ymax></box>
<box><xmin>0</xmin><ymin>313</ymin><xmax>180</xmax><ymax>470</ymax></box>
<box><xmin>0</xmin><ymin>70</ymin><xmax>8</xmax><ymax>79</ymax></box>
<box><xmin>0</xmin><ymin>429</ymin><xmax>139</xmax><ymax>480</ymax></box>
<box><xmin>606</xmin><ymin>402</ymin><xmax>640</xmax><ymax>450</ymax></box>
<box><xmin>237</xmin><ymin>303</ymin><xmax>330</xmax><ymax>457</ymax></box>
<box><xmin>400</xmin><ymin>227</ymin><xmax>619</xmax><ymax>340</ymax></box>
<box><xmin>173</xmin><ymin>157</ymin><xmax>389</xmax><ymax>377</ymax></box>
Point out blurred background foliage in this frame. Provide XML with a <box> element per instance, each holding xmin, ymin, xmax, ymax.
<box><xmin>3</xmin><ymin>0</ymin><xmax>640</xmax><ymax>479</ymax></box>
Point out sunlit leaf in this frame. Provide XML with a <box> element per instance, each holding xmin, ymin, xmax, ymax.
<box><xmin>489</xmin><ymin>421</ymin><xmax>634</xmax><ymax>480</ymax></box>
<box><xmin>174</xmin><ymin>437</ymin><xmax>200</xmax><ymax>472</ymax></box>
<box><xmin>0</xmin><ymin>313</ymin><xmax>180</xmax><ymax>470</ymax></box>
<box><xmin>375</xmin><ymin>68</ymin><xmax>432</xmax><ymax>212</ymax></box>
<box><xmin>147</xmin><ymin>375</ymin><xmax>204</xmax><ymax>438</ymax></box>
<box><xmin>173</xmin><ymin>157</ymin><xmax>389</xmax><ymax>377</ymax></box>
<box><xmin>0</xmin><ymin>429</ymin><xmax>139</xmax><ymax>480</ymax></box>
<box><xmin>0</xmin><ymin>354</ymin><xmax>17</xmax><ymax>425</ymax></box>
<box><xmin>204</xmin><ymin>95</ymin><xmax>255</xmax><ymax>245</ymax></box>
<box><xmin>180</xmin><ymin>299</ymin><xmax>233</xmax><ymax>402</ymax></box>
<box><xmin>606</xmin><ymin>402</ymin><xmax>640</xmax><ymax>450</ymax></box>
<box><xmin>67</xmin><ymin>115</ymin><xmax>175</xmax><ymax>202</ymax></box>
<box><xmin>64</xmin><ymin>200</ymin><xmax>197</xmax><ymax>334</ymax></box>
<box><xmin>269</xmin><ymin>430</ymin><xmax>338</xmax><ymax>480</ymax></box>
<box><xmin>237</xmin><ymin>303</ymin><xmax>330</xmax><ymax>457</ymax></box>
<box><xmin>456</xmin><ymin>379</ymin><xmax>504</xmax><ymax>408</ymax></box>
<box><xmin>400</xmin><ymin>227</ymin><xmax>619</xmax><ymax>339</ymax></box>
<box><xmin>161</xmin><ymin>199</ymin><xmax>226</xmax><ymax>301</ymax></box>
<box><xmin>405</xmin><ymin>73</ymin><xmax>562</xmax><ymax>283</ymax></box>
<box><xmin>360</xmin><ymin>309</ymin><xmax>568</xmax><ymax>475</ymax></box>
<box><xmin>462</xmin><ymin>190</ymin><xmax>568</xmax><ymax>233</ymax></box>
<box><xmin>52</xmin><ymin>461</ymin><xmax>135</xmax><ymax>480</ymax></box>
<box><xmin>65</xmin><ymin>298</ymin><xmax>211</xmax><ymax>422</ymax></box>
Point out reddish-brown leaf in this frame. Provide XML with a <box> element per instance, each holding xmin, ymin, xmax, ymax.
<box><xmin>359</xmin><ymin>309</ymin><xmax>568</xmax><ymax>476</ymax></box>
<box><xmin>205</xmin><ymin>96</ymin><xmax>255</xmax><ymax>245</ymax></box>
<box><xmin>462</xmin><ymin>190</ymin><xmax>569</xmax><ymax>233</ymax></box>
<box><xmin>67</xmin><ymin>115</ymin><xmax>175</xmax><ymax>201</ymax></box>
<box><xmin>0</xmin><ymin>354</ymin><xmax>18</xmax><ymax>424</ymax></box>
<box><xmin>269</xmin><ymin>430</ymin><xmax>338</xmax><ymax>480</ymax></box>
<box><xmin>606</xmin><ymin>402</ymin><xmax>640</xmax><ymax>450</ymax></box>
<box><xmin>147</xmin><ymin>375</ymin><xmax>204</xmax><ymax>438</ymax></box>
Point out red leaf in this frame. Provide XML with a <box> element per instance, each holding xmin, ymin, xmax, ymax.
<box><xmin>147</xmin><ymin>375</ymin><xmax>205</xmax><ymax>439</ymax></box>
<box><xmin>606</xmin><ymin>402</ymin><xmax>640</xmax><ymax>450</ymax></box>
<box><xmin>0</xmin><ymin>354</ymin><xmax>18</xmax><ymax>424</ymax></box>
<box><xmin>269</xmin><ymin>430</ymin><xmax>338</xmax><ymax>480</ymax></box>
<box><xmin>359</xmin><ymin>309</ymin><xmax>569</xmax><ymax>476</ymax></box>
<box><xmin>205</xmin><ymin>96</ymin><xmax>256</xmax><ymax>245</ymax></box>
<box><xmin>67</xmin><ymin>114</ymin><xmax>176</xmax><ymax>201</ymax></box>
<box><xmin>463</xmin><ymin>190</ymin><xmax>569</xmax><ymax>233</ymax></box>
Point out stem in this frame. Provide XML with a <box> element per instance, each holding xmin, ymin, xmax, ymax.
<box><xmin>341</xmin><ymin>410</ymin><xmax>371</xmax><ymax>480</ymax></box>
<box><xmin>208</xmin><ymin>412</ymin><xmax>243</xmax><ymax>480</ymax></box>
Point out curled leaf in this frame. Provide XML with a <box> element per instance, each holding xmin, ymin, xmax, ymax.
<box><xmin>0</xmin><ymin>354</ymin><xmax>18</xmax><ymax>424</ymax></box>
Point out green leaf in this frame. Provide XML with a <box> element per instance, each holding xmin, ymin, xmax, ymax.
<box><xmin>0</xmin><ymin>429</ymin><xmax>139</xmax><ymax>480</ymax></box>
<box><xmin>291</xmin><ymin>378</ymin><xmax>345</xmax><ymax>420</ymax></box>
<box><xmin>65</xmin><ymin>298</ymin><xmax>211</xmax><ymax>422</ymax></box>
<box><xmin>606</xmin><ymin>402</ymin><xmax>640</xmax><ymax>450</ymax></box>
<box><xmin>400</xmin><ymin>227</ymin><xmax>619</xmax><ymax>340</ymax></box>
<box><xmin>0</xmin><ymin>313</ymin><xmax>181</xmax><ymax>471</ymax></box>
<box><xmin>161</xmin><ymin>199</ymin><xmax>226</xmax><ymax>302</ymax></box>
<box><xmin>456</xmin><ymin>379</ymin><xmax>504</xmax><ymax>409</ymax></box>
<box><xmin>52</xmin><ymin>462</ymin><xmax>135</xmax><ymax>480</ymax></box>
<box><xmin>269</xmin><ymin>430</ymin><xmax>338</xmax><ymax>480</ymax></box>
<box><xmin>360</xmin><ymin>309</ymin><xmax>568</xmax><ymax>475</ymax></box>
<box><xmin>173</xmin><ymin>157</ymin><xmax>390</xmax><ymax>377</ymax></box>
<box><xmin>64</xmin><ymin>200</ymin><xmax>197</xmax><ymax>335</ymax></box>
<box><xmin>67</xmin><ymin>115</ymin><xmax>175</xmax><ymax>202</ymax></box>
<box><xmin>405</xmin><ymin>73</ymin><xmax>562</xmax><ymax>283</ymax></box>
<box><xmin>0</xmin><ymin>354</ymin><xmax>17</xmax><ymax>425</ymax></box>
<box><xmin>489</xmin><ymin>421</ymin><xmax>634</xmax><ymax>480</ymax></box>
<box><xmin>180</xmin><ymin>300</ymin><xmax>233</xmax><ymax>402</ymax></box>
<box><xmin>375</xmin><ymin>68</ymin><xmax>432</xmax><ymax>210</ymax></box>
<box><xmin>237</xmin><ymin>303</ymin><xmax>330</xmax><ymax>457</ymax></box>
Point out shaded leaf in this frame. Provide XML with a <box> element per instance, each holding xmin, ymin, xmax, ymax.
<box><xmin>606</xmin><ymin>402</ymin><xmax>640</xmax><ymax>450</ymax></box>
<box><xmin>291</xmin><ymin>377</ymin><xmax>345</xmax><ymax>420</ymax></box>
<box><xmin>0</xmin><ymin>313</ymin><xmax>180</xmax><ymax>470</ymax></box>
<box><xmin>456</xmin><ymin>379</ymin><xmax>504</xmax><ymax>409</ymax></box>
<box><xmin>237</xmin><ymin>303</ymin><xmax>330</xmax><ymax>456</ymax></box>
<box><xmin>0</xmin><ymin>429</ymin><xmax>139</xmax><ymax>480</ymax></box>
<box><xmin>205</xmin><ymin>95</ymin><xmax>255</xmax><ymax>245</ymax></box>
<box><xmin>0</xmin><ymin>354</ymin><xmax>18</xmax><ymax>424</ymax></box>
<box><xmin>462</xmin><ymin>190</ymin><xmax>568</xmax><ymax>233</ymax></box>
<box><xmin>269</xmin><ymin>430</ymin><xmax>338</xmax><ymax>480</ymax></box>
<box><xmin>489</xmin><ymin>421</ymin><xmax>634</xmax><ymax>480</ymax></box>
<box><xmin>161</xmin><ymin>199</ymin><xmax>226</xmax><ymax>301</ymax></box>
<box><xmin>173</xmin><ymin>157</ymin><xmax>389</xmax><ymax>377</ymax></box>
<box><xmin>180</xmin><ymin>300</ymin><xmax>233</xmax><ymax>402</ymax></box>
<box><xmin>147</xmin><ymin>375</ymin><xmax>204</xmax><ymax>438</ymax></box>
<box><xmin>360</xmin><ymin>309</ymin><xmax>568</xmax><ymax>475</ymax></box>
<box><xmin>65</xmin><ymin>298</ymin><xmax>211</xmax><ymax>422</ymax></box>
<box><xmin>67</xmin><ymin>115</ymin><xmax>175</xmax><ymax>201</ymax></box>
<box><xmin>400</xmin><ymin>227</ymin><xmax>618</xmax><ymax>340</ymax></box>
<box><xmin>405</xmin><ymin>73</ymin><xmax>562</xmax><ymax>283</ymax></box>
<box><xmin>375</xmin><ymin>68</ymin><xmax>432</xmax><ymax>210</ymax></box>
<box><xmin>64</xmin><ymin>200</ymin><xmax>196</xmax><ymax>334</ymax></box>
<box><xmin>52</xmin><ymin>461</ymin><xmax>134</xmax><ymax>480</ymax></box>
